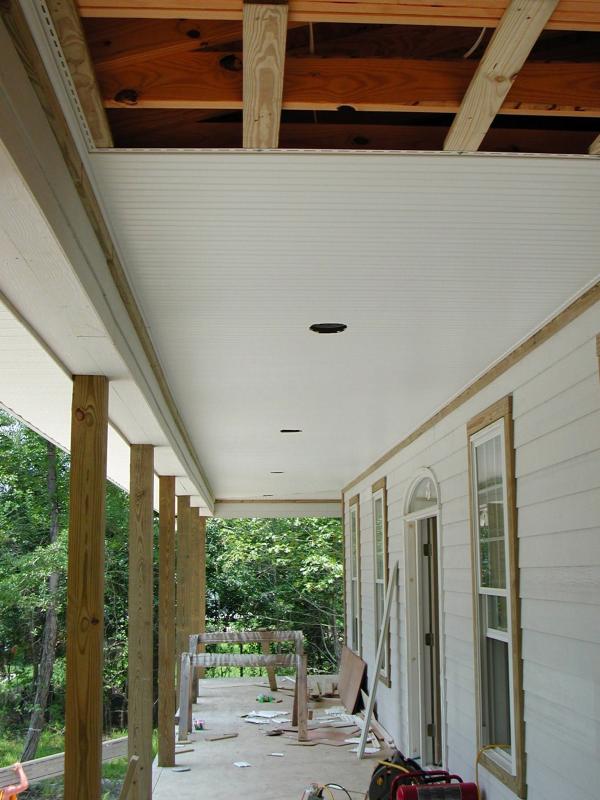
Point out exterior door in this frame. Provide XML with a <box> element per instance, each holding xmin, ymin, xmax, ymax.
<box><xmin>417</xmin><ymin>516</ymin><xmax>442</xmax><ymax>766</ymax></box>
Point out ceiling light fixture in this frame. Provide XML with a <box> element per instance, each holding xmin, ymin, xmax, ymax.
<box><xmin>309</xmin><ymin>323</ymin><xmax>347</xmax><ymax>334</ymax></box>
<box><xmin>263</xmin><ymin>494</ymin><xmax>274</xmax><ymax>497</ymax></box>
<box><xmin>270</xmin><ymin>471</ymin><xmax>284</xmax><ymax>474</ymax></box>
<box><xmin>280</xmin><ymin>429</ymin><xmax>302</xmax><ymax>433</ymax></box>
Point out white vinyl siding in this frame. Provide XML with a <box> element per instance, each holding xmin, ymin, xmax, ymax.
<box><xmin>342</xmin><ymin>303</ymin><xmax>600</xmax><ymax>800</ymax></box>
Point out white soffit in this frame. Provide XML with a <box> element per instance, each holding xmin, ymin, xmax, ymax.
<box><xmin>89</xmin><ymin>151</ymin><xmax>600</xmax><ymax>498</ymax></box>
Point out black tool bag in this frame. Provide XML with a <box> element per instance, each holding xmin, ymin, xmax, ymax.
<box><xmin>368</xmin><ymin>750</ymin><xmax>425</xmax><ymax>800</ymax></box>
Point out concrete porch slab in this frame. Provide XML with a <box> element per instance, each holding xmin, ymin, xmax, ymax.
<box><xmin>152</xmin><ymin>676</ymin><xmax>380</xmax><ymax>799</ymax></box>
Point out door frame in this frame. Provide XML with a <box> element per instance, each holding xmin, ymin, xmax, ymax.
<box><xmin>403</xmin><ymin>468</ymin><xmax>446</xmax><ymax>767</ymax></box>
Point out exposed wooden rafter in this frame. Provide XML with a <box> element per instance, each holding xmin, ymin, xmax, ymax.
<box><xmin>243</xmin><ymin>0</ymin><xmax>288</xmax><ymax>148</ymax></box>
<box><xmin>590</xmin><ymin>134</ymin><xmax>600</xmax><ymax>154</ymax></box>
<box><xmin>444</xmin><ymin>0</ymin><xmax>560</xmax><ymax>152</ymax></box>
<box><xmin>97</xmin><ymin>53</ymin><xmax>600</xmax><ymax>117</ymax></box>
<box><xmin>75</xmin><ymin>0</ymin><xmax>600</xmax><ymax>31</ymax></box>
<box><xmin>46</xmin><ymin>0</ymin><xmax>113</xmax><ymax>147</ymax></box>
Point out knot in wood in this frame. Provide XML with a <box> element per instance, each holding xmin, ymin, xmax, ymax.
<box><xmin>114</xmin><ymin>88</ymin><xmax>139</xmax><ymax>105</ymax></box>
<box><xmin>219</xmin><ymin>54</ymin><xmax>243</xmax><ymax>72</ymax></box>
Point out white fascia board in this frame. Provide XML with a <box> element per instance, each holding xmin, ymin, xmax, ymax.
<box><xmin>0</xmin><ymin>16</ymin><xmax>213</xmax><ymax>511</ymax></box>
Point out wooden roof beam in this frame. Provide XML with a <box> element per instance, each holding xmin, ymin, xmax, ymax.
<box><xmin>75</xmin><ymin>1</ymin><xmax>600</xmax><ymax>32</ymax></box>
<box><xmin>46</xmin><ymin>0</ymin><xmax>113</xmax><ymax>147</ymax></box>
<box><xmin>97</xmin><ymin>53</ymin><xmax>600</xmax><ymax>117</ymax></box>
<box><xmin>444</xmin><ymin>0</ymin><xmax>559</xmax><ymax>152</ymax></box>
<box><xmin>242</xmin><ymin>0</ymin><xmax>288</xmax><ymax>148</ymax></box>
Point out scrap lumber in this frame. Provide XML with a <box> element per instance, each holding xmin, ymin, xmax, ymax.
<box><xmin>0</xmin><ymin>737</ymin><xmax>127</xmax><ymax>789</ymax></box>
<box><xmin>338</xmin><ymin>646</ymin><xmax>367</xmax><ymax>714</ymax></box>
<box><xmin>357</xmin><ymin>562</ymin><xmax>398</xmax><ymax>759</ymax></box>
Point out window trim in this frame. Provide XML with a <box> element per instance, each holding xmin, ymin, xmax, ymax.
<box><xmin>467</xmin><ymin>395</ymin><xmax>525</xmax><ymax>798</ymax></box>
<box><xmin>372</xmin><ymin>476</ymin><xmax>391</xmax><ymax>687</ymax></box>
<box><xmin>348</xmin><ymin>494</ymin><xmax>362</xmax><ymax>655</ymax></box>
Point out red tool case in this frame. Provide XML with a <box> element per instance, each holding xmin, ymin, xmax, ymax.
<box><xmin>392</xmin><ymin>770</ymin><xmax>479</xmax><ymax>799</ymax></box>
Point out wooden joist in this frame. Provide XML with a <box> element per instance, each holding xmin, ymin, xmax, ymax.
<box><xmin>0</xmin><ymin>738</ymin><xmax>128</xmax><ymax>790</ymax></box>
<box><xmin>97</xmin><ymin>53</ymin><xmax>600</xmax><ymax>117</ymax></box>
<box><xmin>46</xmin><ymin>0</ymin><xmax>113</xmax><ymax>146</ymax></box>
<box><xmin>242</xmin><ymin>0</ymin><xmax>288</xmax><ymax>148</ymax></box>
<box><xmin>444</xmin><ymin>0</ymin><xmax>560</xmax><ymax>152</ymax></box>
<box><xmin>75</xmin><ymin>0</ymin><xmax>600</xmax><ymax>31</ymax></box>
<box><xmin>107</xmin><ymin>112</ymin><xmax>599</xmax><ymax>153</ymax></box>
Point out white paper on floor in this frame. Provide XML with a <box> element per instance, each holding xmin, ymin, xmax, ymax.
<box><xmin>349</xmin><ymin>746</ymin><xmax>380</xmax><ymax>754</ymax></box>
<box><xmin>233</xmin><ymin>761</ymin><xmax>252</xmax><ymax>768</ymax></box>
<box><xmin>268</xmin><ymin>753</ymin><xmax>285</xmax><ymax>757</ymax></box>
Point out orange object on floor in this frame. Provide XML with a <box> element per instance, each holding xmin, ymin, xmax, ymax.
<box><xmin>0</xmin><ymin>762</ymin><xmax>29</xmax><ymax>799</ymax></box>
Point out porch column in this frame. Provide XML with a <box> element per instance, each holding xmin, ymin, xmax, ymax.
<box><xmin>176</xmin><ymin>494</ymin><xmax>191</xmax><ymax>692</ymax></box>
<box><xmin>190</xmin><ymin>513</ymin><xmax>207</xmax><ymax>681</ymax></box>
<box><xmin>128</xmin><ymin>445</ymin><xmax>154</xmax><ymax>800</ymax></box>
<box><xmin>158</xmin><ymin>476</ymin><xmax>176</xmax><ymax>767</ymax></box>
<box><xmin>197</xmin><ymin>514</ymin><xmax>207</xmax><ymax>679</ymax></box>
<box><xmin>64</xmin><ymin>375</ymin><xmax>108</xmax><ymax>800</ymax></box>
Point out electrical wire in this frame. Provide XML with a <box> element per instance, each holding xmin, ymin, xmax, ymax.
<box><xmin>463</xmin><ymin>27</ymin><xmax>486</xmax><ymax>59</ymax></box>
<box><xmin>324</xmin><ymin>783</ymin><xmax>353</xmax><ymax>800</ymax></box>
<box><xmin>475</xmin><ymin>743</ymin><xmax>510</xmax><ymax>793</ymax></box>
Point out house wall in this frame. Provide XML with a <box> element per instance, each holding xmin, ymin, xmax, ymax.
<box><xmin>343</xmin><ymin>301</ymin><xmax>600</xmax><ymax>800</ymax></box>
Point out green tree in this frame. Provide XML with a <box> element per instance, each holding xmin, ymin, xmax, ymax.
<box><xmin>206</xmin><ymin>516</ymin><xmax>344</xmax><ymax>671</ymax></box>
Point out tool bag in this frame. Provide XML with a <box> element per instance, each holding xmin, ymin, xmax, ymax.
<box><xmin>368</xmin><ymin>751</ymin><xmax>424</xmax><ymax>800</ymax></box>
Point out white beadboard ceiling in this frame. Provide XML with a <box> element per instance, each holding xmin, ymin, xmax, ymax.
<box><xmin>89</xmin><ymin>151</ymin><xmax>600</xmax><ymax>499</ymax></box>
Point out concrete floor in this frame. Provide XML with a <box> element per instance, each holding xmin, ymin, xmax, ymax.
<box><xmin>152</xmin><ymin>677</ymin><xmax>381</xmax><ymax>800</ymax></box>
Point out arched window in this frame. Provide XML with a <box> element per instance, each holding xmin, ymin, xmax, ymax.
<box><xmin>407</xmin><ymin>475</ymin><xmax>438</xmax><ymax>514</ymax></box>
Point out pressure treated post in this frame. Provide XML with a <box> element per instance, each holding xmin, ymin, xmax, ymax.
<box><xmin>176</xmin><ymin>495</ymin><xmax>191</xmax><ymax>693</ymax></box>
<box><xmin>158</xmin><ymin>476</ymin><xmax>176</xmax><ymax>767</ymax></box>
<box><xmin>64</xmin><ymin>375</ymin><xmax>108</xmax><ymax>800</ymax></box>
<box><xmin>197</xmin><ymin>515</ymin><xmax>207</xmax><ymax>680</ymax></box>
<box><xmin>189</xmin><ymin>513</ymin><xmax>207</xmax><ymax>683</ymax></box>
<box><xmin>128</xmin><ymin>445</ymin><xmax>154</xmax><ymax>800</ymax></box>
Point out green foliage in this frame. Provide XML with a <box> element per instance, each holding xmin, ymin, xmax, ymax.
<box><xmin>206</xmin><ymin>516</ymin><xmax>344</xmax><ymax>671</ymax></box>
<box><xmin>0</xmin><ymin>407</ymin><xmax>344</xmax><ymax>764</ymax></box>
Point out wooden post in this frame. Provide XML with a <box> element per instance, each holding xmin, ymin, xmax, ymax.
<box><xmin>158</xmin><ymin>476</ymin><xmax>176</xmax><ymax>767</ymax></box>
<box><xmin>195</xmin><ymin>515</ymin><xmax>207</xmax><ymax>681</ymax></box>
<box><xmin>261</xmin><ymin>635</ymin><xmax>278</xmax><ymax>692</ymax></box>
<box><xmin>64</xmin><ymin>375</ymin><xmax>108</xmax><ymax>800</ymax></box>
<box><xmin>128</xmin><ymin>445</ymin><xmax>154</xmax><ymax>800</ymax></box>
<box><xmin>176</xmin><ymin>495</ymin><xmax>191</xmax><ymax>692</ymax></box>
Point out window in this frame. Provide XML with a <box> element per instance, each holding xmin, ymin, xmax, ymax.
<box><xmin>468</xmin><ymin>396</ymin><xmax>525</xmax><ymax>797</ymax></box>
<box><xmin>372</xmin><ymin>477</ymin><xmax>390</xmax><ymax>685</ymax></box>
<box><xmin>349</xmin><ymin>496</ymin><xmax>361</xmax><ymax>654</ymax></box>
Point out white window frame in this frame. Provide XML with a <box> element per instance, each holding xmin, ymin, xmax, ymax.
<box><xmin>468</xmin><ymin>396</ymin><xmax>525</xmax><ymax>798</ymax></box>
<box><xmin>348</xmin><ymin>496</ymin><xmax>361</xmax><ymax>654</ymax></box>
<box><xmin>372</xmin><ymin>478</ymin><xmax>390</xmax><ymax>685</ymax></box>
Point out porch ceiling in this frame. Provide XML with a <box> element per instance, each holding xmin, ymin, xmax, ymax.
<box><xmin>88</xmin><ymin>150</ymin><xmax>600</xmax><ymax>499</ymax></box>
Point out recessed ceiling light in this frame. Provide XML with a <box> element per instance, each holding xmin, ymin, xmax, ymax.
<box><xmin>263</xmin><ymin>494</ymin><xmax>274</xmax><ymax>497</ymax></box>
<box><xmin>309</xmin><ymin>323</ymin><xmax>347</xmax><ymax>334</ymax></box>
<box><xmin>270</xmin><ymin>471</ymin><xmax>284</xmax><ymax>474</ymax></box>
<box><xmin>280</xmin><ymin>429</ymin><xmax>302</xmax><ymax>433</ymax></box>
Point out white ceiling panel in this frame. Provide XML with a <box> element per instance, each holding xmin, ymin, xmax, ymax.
<box><xmin>89</xmin><ymin>151</ymin><xmax>600</xmax><ymax>498</ymax></box>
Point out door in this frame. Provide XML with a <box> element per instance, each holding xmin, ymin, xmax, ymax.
<box><xmin>417</xmin><ymin>516</ymin><xmax>442</xmax><ymax>766</ymax></box>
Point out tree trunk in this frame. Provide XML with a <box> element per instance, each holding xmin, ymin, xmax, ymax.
<box><xmin>21</xmin><ymin>441</ymin><xmax>60</xmax><ymax>762</ymax></box>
